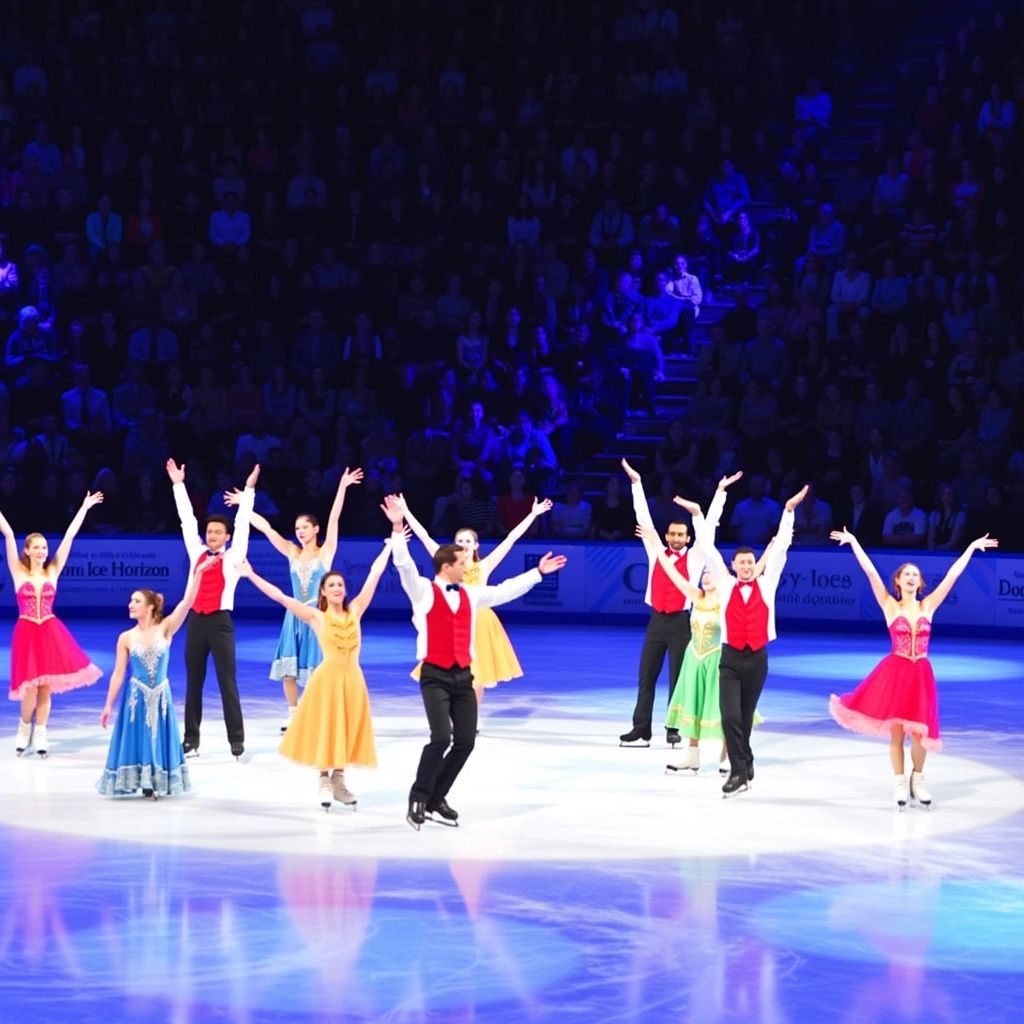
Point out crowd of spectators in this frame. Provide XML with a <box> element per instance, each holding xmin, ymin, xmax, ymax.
<box><xmin>0</xmin><ymin>1</ymin><xmax>1022</xmax><ymax>549</ymax></box>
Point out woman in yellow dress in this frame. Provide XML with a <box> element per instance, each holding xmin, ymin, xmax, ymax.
<box><xmin>237</xmin><ymin>540</ymin><xmax>394</xmax><ymax>811</ymax></box>
<box><xmin>393</xmin><ymin>493</ymin><xmax>551</xmax><ymax>706</ymax></box>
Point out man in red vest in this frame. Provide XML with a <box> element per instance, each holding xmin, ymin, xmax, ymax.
<box><xmin>618</xmin><ymin>460</ymin><xmax>742</xmax><ymax>748</ymax></box>
<box><xmin>166</xmin><ymin>459</ymin><xmax>258</xmax><ymax>758</ymax></box>
<box><xmin>690</xmin><ymin>482</ymin><xmax>808</xmax><ymax>796</ymax></box>
<box><xmin>383</xmin><ymin>494</ymin><xmax>567</xmax><ymax>830</ymax></box>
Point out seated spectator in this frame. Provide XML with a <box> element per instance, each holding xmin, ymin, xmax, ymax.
<box><xmin>664</xmin><ymin>253</ymin><xmax>702</xmax><ymax>349</ymax></box>
<box><xmin>234</xmin><ymin>412</ymin><xmax>282</xmax><ymax>467</ymax></box>
<box><xmin>550</xmin><ymin>478</ymin><xmax>592</xmax><ymax>540</ymax></box>
<box><xmin>590</xmin><ymin>474</ymin><xmax>633</xmax><ymax>540</ymax></box>
<box><xmin>61</xmin><ymin>363</ymin><xmax>112</xmax><ymax>435</ymax></box>
<box><xmin>729</xmin><ymin>474</ymin><xmax>783</xmax><ymax>546</ymax></box>
<box><xmin>882</xmin><ymin>487</ymin><xmax>927</xmax><ymax>548</ymax></box>
<box><xmin>496</xmin><ymin>467</ymin><xmax>541</xmax><ymax>538</ymax></box>
<box><xmin>208</xmin><ymin>190</ymin><xmax>251</xmax><ymax>249</ymax></box>
<box><xmin>85</xmin><ymin>194</ymin><xmax>123</xmax><ymax>257</ymax></box>
<box><xmin>703</xmin><ymin>158</ymin><xmax>750</xmax><ymax>228</ymax></box>
<box><xmin>827</xmin><ymin>251</ymin><xmax>871</xmax><ymax>341</ymax></box>
<box><xmin>794</xmin><ymin>76</ymin><xmax>832</xmax><ymax>140</ymax></box>
<box><xmin>724</xmin><ymin>211</ymin><xmax>760</xmax><ymax>282</ymax></box>
<box><xmin>927</xmin><ymin>482</ymin><xmax>968</xmax><ymax>551</ymax></box>
<box><xmin>587</xmin><ymin>196</ymin><xmax>634</xmax><ymax>256</ymax></box>
<box><xmin>793</xmin><ymin>484</ymin><xmax>834</xmax><ymax>545</ymax></box>
<box><xmin>835</xmin><ymin>482</ymin><xmax>883</xmax><ymax>547</ymax></box>
<box><xmin>5</xmin><ymin>305</ymin><xmax>57</xmax><ymax>370</ymax></box>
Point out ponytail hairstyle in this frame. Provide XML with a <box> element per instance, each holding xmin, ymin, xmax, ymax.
<box><xmin>138</xmin><ymin>589</ymin><xmax>166</xmax><ymax>622</ymax></box>
<box><xmin>317</xmin><ymin>571</ymin><xmax>349</xmax><ymax>612</ymax></box>
<box><xmin>19</xmin><ymin>532</ymin><xmax>51</xmax><ymax>571</ymax></box>
<box><xmin>890</xmin><ymin>563</ymin><xmax>927</xmax><ymax>599</ymax></box>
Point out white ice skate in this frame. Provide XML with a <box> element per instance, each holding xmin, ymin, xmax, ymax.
<box><xmin>15</xmin><ymin>719</ymin><xmax>32</xmax><ymax>755</ymax></box>
<box><xmin>33</xmin><ymin>725</ymin><xmax>48</xmax><ymax>758</ymax></box>
<box><xmin>910</xmin><ymin>770</ymin><xmax>932</xmax><ymax>808</ymax></box>
<box><xmin>318</xmin><ymin>775</ymin><xmax>333</xmax><ymax>811</ymax></box>
<box><xmin>666</xmin><ymin>746</ymin><xmax>700</xmax><ymax>774</ymax></box>
<box><xmin>280</xmin><ymin>705</ymin><xmax>297</xmax><ymax>735</ymax></box>
<box><xmin>894</xmin><ymin>774</ymin><xmax>909</xmax><ymax>811</ymax></box>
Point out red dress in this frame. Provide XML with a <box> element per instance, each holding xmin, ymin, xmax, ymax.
<box><xmin>829</xmin><ymin>615</ymin><xmax>941</xmax><ymax>750</ymax></box>
<box><xmin>8</xmin><ymin>580</ymin><xmax>103</xmax><ymax>698</ymax></box>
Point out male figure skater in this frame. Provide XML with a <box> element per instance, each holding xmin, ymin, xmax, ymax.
<box><xmin>166</xmin><ymin>459</ymin><xmax>258</xmax><ymax>757</ymax></box>
<box><xmin>382</xmin><ymin>493</ymin><xmax>567</xmax><ymax>829</ymax></box>
<box><xmin>684</xmin><ymin>482</ymin><xmax>808</xmax><ymax>796</ymax></box>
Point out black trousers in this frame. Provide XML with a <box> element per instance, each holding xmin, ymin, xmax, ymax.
<box><xmin>631</xmin><ymin>610</ymin><xmax>691</xmax><ymax>733</ymax></box>
<box><xmin>183</xmin><ymin>610</ymin><xmax>243</xmax><ymax>747</ymax></box>
<box><xmin>410</xmin><ymin>662</ymin><xmax>476</xmax><ymax>805</ymax></box>
<box><xmin>718</xmin><ymin>644</ymin><xmax>768</xmax><ymax>777</ymax></box>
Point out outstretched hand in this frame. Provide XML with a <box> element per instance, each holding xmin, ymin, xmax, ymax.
<box><xmin>635</xmin><ymin>524</ymin><xmax>659</xmax><ymax>543</ymax></box>
<box><xmin>717</xmin><ymin>470</ymin><xmax>743</xmax><ymax>491</ymax></box>
<box><xmin>830</xmin><ymin>527</ymin><xmax>855</xmax><ymax>546</ymax></box>
<box><xmin>785</xmin><ymin>484</ymin><xmax>810</xmax><ymax>512</ymax></box>
<box><xmin>244</xmin><ymin>463</ymin><xmax>261</xmax><ymax>489</ymax></box>
<box><xmin>671</xmin><ymin>495</ymin><xmax>701</xmax><ymax>516</ymax></box>
<box><xmin>620</xmin><ymin>458</ymin><xmax>641</xmax><ymax>485</ymax></box>
<box><xmin>165</xmin><ymin>459</ymin><xmax>185</xmax><ymax>484</ymax></box>
<box><xmin>222</xmin><ymin>487</ymin><xmax>243</xmax><ymax>508</ymax></box>
<box><xmin>537</xmin><ymin>551</ymin><xmax>568</xmax><ymax>575</ymax></box>
<box><xmin>969</xmin><ymin>534</ymin><xmax>999</xmax><ymax>552</ymax></box>
<box><xmin>532</xmin><ymin>497</ymin><xmax>553</xmax><ymax>517</ymax></box>
<box><xmin>340</xmin><ymin>466</ymin><xmax>364</xmax><ymax>489</ymax></box>
<box><xmin>100</xmin><ymin>705</ymin><xmax>113</xmax><ymax>729</ymax></box>
<box><xmin>82</xmin><ymin>490</ymin><xmax>104</xmax><ymax>510</ymax></box>
<box><xmin>380</xmin><ymin>494</ymin><xmax>405</xmax><ymax>525</ymax></box>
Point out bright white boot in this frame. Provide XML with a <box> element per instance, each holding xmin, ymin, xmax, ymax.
<box><xmin>318</xmin><ymin>775</ymin><xmax>333</xmax><ymax>810</ymax></box>
<box><xmin>910</xmin><ymin>770</ymin><xmax>932</xmax><ymax>808</ymax></box>
<box><xmin>893</xmin><ymin>774</ymin><xmax>909</xmax><ymax>811</ymax></box>
<box><xmin>281</xmin><ymin>705</ymin><xmax>297</xmax><ymax>735</ymax></box>
<box><xmin>331</xmin><ymin>770</ymin><xmax>357</xmax><ymax>806</ymax></box>
<box><xmin>15</xmin><ymin>719</ymin><xmax>32</xmax><ymax>755</ymax></box>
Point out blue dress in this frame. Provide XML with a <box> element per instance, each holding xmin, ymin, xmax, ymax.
<box><xmin>96</xmin><ymin>637</ymin><xmax>191</xmax><ymax>797</ymax></box>
<box><xmin>269</xmin><ymin>559</ymin><xmax>326</xmax><ymax>687</ymax></box>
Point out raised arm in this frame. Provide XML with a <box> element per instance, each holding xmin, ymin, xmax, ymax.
<box><xmin>99</xmin><ymin>632</ymin><xmax>131</xmax><ymax>729</ymax></box>
<box><xmin>320</xmin><ymin>466</ymin><xmax>363</xmax><ymax>567</ymax></box>
<box><xmin>481</xmin><ymin>497</ymin><xmax>552</xmax><ymax>573</ymax></box>
<box><xmin>166</xmin><ymin>458</ymin><xmax>203</xmax><ymax>559</ymax></box>
<box><xmin>223</xmin><ymin>494</ymin><xmax>297</xmax><ymax>558</ymax></box>
<box><xmin>622</xmin><ymin>457</ymin><xmax>653</xmax><ymax>531</ymax></box>
<box><xmin>382</xmin><ymin>494</ymin><xmax>432</xmax><ymax>603</ymax></box>
<box><xmin>236</xmin><ymin>559</ymin><xmax>321</xmax><ymax>626</ymax></box>
<box><xmin>52</xmin><ymin>491</ymin><xmax>104</xmax><ymax>576</ymax></box>
<box><xmin>225</xmin><ymin>463</ymin><xmax>259</xmax><ymax>564</ymax></box>
<box><xmin>350</xmin><ymin>537</ymin><xmax>395</xmax><ymax>617</ymax></box>
<box><xmin>830</xmin><ymin>526</ymin><xmax>889</xmax><ymax>611</ymax></box>
<box><xmin>476</xmin><ymin>550</ymin><xmax>567</xmax><ymax>609</ymax></box>
<box><xmin>0</xmin><ymin>508</ymin><xmax>22</xmax><ymax>585</ymax></box>
<box><xmin>925</xmin><ymin>534</ymin><xmax>999</xmax><ymax>613</ymax></box>
<box><xmin>637</xmin><ymin>524</ymin><xmax>701</xmax><ymax>601</ymax></box>
<box><xmin>160</xmin><ymin>557</ymin><xmax>221</xmax><ymax>637</ymax></box>
<box><xmin>391</xmin><ymin>492</ymin><xmax>439</xmax><ymax>557</ymax></box>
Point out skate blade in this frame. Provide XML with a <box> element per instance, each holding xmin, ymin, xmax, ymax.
<box><xmin>619</xmin><ymin>740</ymin><xmax>651</xmax><ymax>748</ymax></box>
<box><xmin>665</xmin><ymin>765</ymin><xmax>699</xmax><ymax>774</ymax></box>
<box><xmin>425</xmin><ymin>814</ymin><xmax>459</xmax><ymax>827</ymax></box>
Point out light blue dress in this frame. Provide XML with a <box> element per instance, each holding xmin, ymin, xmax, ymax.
<box><xmin>269</xmin><ymin>559</ymin><xmax>326</xmax><ymax>687</ymax></box>
<box><xmin>97</xmin><ymin>637</ymin><xmax>191</xmax><ymax>797</ymax></box>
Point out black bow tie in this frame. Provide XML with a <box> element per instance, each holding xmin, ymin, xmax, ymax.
<box><xmin>445</xmin><ymin>583</ymin><xmax>461</xmax><ymax>592</ymax></box>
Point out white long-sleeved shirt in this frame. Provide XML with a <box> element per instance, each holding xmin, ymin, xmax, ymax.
<box><xmin>391</xmin><ymin>532</ymin><xmax>542</xmax><ymax>663</ymax></box>
<box><xmin>694</xmin><ymin>499</ymin><xmax>794</xmax><ymax>648</ymax></box>
<box><xmin>173</xmin><ymin>481</ymin><xmax>254</xmax><ymax>611</ymax></box>
<box><xmin>630</xmin><ymin>479</ymin><xmax>712</xmax><ymax>608</ymax></box>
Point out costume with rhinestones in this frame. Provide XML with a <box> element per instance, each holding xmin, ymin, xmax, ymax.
<box><xmin>97</xmin><ymin>636</ymin><xmax>191</xmax><ymax>796</ymax></box>
<box><xmin>278</xmin><ymin>609</ymin><xmax>377</xmax><ymax>769</ymax></box>
<box><xmin>269</xmin><ymin>559</ymin><xmax>327</xmax><ymax>686</ymax></box>
<box><xmin>8</xmin><ymin>579</ymin><xmax>102</xmax><ymax>699</ymax></box>
<box><xmin>829</xmin><ymin>615</ymin><xmax>941</xmax><ymax>749</ymax></box>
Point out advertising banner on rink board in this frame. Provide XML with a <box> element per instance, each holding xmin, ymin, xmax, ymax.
<box><xmin>4</xmin><ymin>537</ymin><xmax>1021</xmax><ymax>630</ymax></box>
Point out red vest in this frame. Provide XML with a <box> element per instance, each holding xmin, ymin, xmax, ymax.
<box><xmin>724</xmin><ymin>580</ymin><xmax>769</xmax><ymax>650</ymax></box>
<box><xmin>192</xmin><ymin>551</ymin><xmax>227</xmax><ymax>614</ymax></box>
<box><xmin>651</xmin><ymin>549</ymin><xmax>688</xmax><ymax>613</ymax></box>
<box><xmin>424</xmin><ymin>583</ymin><xmax>472</xmax><ymax>668</ymax></box>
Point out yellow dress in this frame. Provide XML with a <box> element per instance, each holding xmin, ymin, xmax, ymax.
<box><xmin>279</xmin><ymin>609</ymin><xmax>377</xmax><ymax>770</ymax></box>
<box><xmin>410</xmin><ymin>560</ymin><xmax>524</xmax><ymax>687</ymax></box>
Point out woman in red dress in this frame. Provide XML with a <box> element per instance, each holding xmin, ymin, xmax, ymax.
<box><xmin>1</xmin><ymin>492</ymin><xmax>105</xmax><ymax>757</ymax></box>
<box><xmin>828</xmin><ymin>527</ymin><xmax>998</xmax><ymax>809</ymax></box>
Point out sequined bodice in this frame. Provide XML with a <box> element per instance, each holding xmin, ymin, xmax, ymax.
<box><xmin>128</xmin><ymin>637</ymin><xmax>170</xmax><ymax>685</ymax></box>
<box><xmin>290</xmin><ymin>558</ymin><xmax>327</xmax><ymax>605</ymax></box>
<box><xmin>889</xmin><ymin>615</ymin><xmax>931</xmax><ymax>661</ymax></box>
<box><xmin>689</xmin><ymin>593</ymin><xmax>722</xmax><ymax>659</ymax></box>
<box><xmin>322</xmin><ymin>610</ymin><xmax>360</xmax><ymax>661</ymax></box>
<box><xmin>16</xmin><ymin>579</ymin><xmax>56</xmax><ymax>622</ymax></box>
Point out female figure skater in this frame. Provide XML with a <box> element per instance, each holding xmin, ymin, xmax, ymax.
<box><xmin>1</xmin><ymin>492</ymin><xmax>105</xmax><ymax>757</ymax></box>
<box><xmin>237</xmin><ymin>538</ymin><xmax>394</xmax><ymax>811</ymax></box>
<box><xmin>393</xmin><ymin>492</ymin><xmax>551</xmax><ymax>706</ymax></box>
<box><xmin>829</xmin><ymin>528</ymin><xmax>998</xmax><ymax>808</ymax></box>
<box><xmin>225</xmin><ymin>467</ymin><xmax>363</xmax><ymax>733</ymax></box>
<box><xmin>97</xmin><ymin>558</ymin><xmax>220</xmax><ymax>798</ymax></box>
